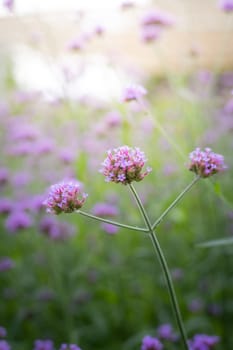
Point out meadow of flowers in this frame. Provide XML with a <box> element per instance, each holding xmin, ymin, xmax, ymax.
<box><xmin>0</xmin><ymin>1</ymin><xmax>233</xmax><ymax>350</ymax></box>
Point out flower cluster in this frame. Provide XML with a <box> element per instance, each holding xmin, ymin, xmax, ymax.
<box><xmin>189</xmin><ymin>334</ymin><xmax>220</xmax><ymax>350</ymax></box>
<box><xmin>140</xmin><ymin>8</ymin><xmax>175</xmax><ymax>43</ymax></box>
<box><xmin>43</xmin><ymin>181</ymin><xmax>88</xmax><ymax>215</ymax></box>
<box><xmin>122</xmin><ymin>84</ymin><xmax>147</xmax><ymax>102</ymax></box>
<box><xmin>188</xmin><ymin>147</ymin><xmax>226</xmax><ymax>178</ymax></box>
<box><xmin>100</xmin><ymin>146</ymin><xmax>151</xmax><ymax>185</ymax></box>
<box><xmin>141</xmin><ymin>335</ymin><xmax>163</xmax><ymax>350</ymax></box>
<box><xmin>219</xmin><ymin>0</ymin><xmax>233</xmax><ymax>12</ymax></box>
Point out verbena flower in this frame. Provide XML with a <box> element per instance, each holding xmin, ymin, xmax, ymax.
<box><xmin>0</xmin><ymin>258</ymin><xmax>14</xmax><ymax>272</ymax></box>
<box><xmin>5</xmin><ymin>211</ymin><xmax>33</xmax><ymax>233</ymax></box>
<box><xmin>0</xmin><ymin>327</ymin><xmax>7</xmax><ymax>338</ymax></box>
<box><xmin>122</xmin><ymin>84</ymin><xmax>147</xmax><ymax>102</ymax></box>
<box><xmin>188</xmin><ymin>148</ymin><xmax>226</xmax><ymax>178</ymax></box>
<box><xmin>0</xmin><ymin>340</ymin><xmax>11</xmax><ymax>350</ymax></box>
<box><xmin>100</xmin><ymin>146</ymin><xmax>152</xmax><ymax>185</ymax></box>
<box><xmin>141</xmin><ymin>9</ymin><xmax>175</xmax><ymax>27</ymax></box>
<box><xmin>189</xmin><ymin>334</ymin><xmax>220</xmax><ymax>350</ymax></box>
<box><xmin>219</xmin><ymin>0</ymin><xmax>233</xmax><ymax>12</ymax></box>
<box><xmin>33</xmin><ymin>340</ymin><xmax>54</xmax><ymax>350</ymax></box>
<box><xmin>141</xmin><ymin>335</ymin><xmax>163</xmax><ymax>350</ymax></box>
<box><xmin>43</xmin><ymin>181</ymin><xmax>88</xmax><ymax>215</ymax></box>
<box><xmin>157</xmin><ymin>324</ymin><xmax>177</xmax><ymax>341</ymax></box>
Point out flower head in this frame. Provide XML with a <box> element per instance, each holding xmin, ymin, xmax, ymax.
<box><xmin>188</xmin><ymin>148</ymin><xmax>227</xmax><ymax>178</ymax></box>
<box><xmin>100</xmin><ymin>146</ymin><xmax>151</xmax><ymax>185</ymax></box>
<box><xmin>141</xmin><ymin>335</ymin><xmax>163</xmax><ymax>350</ymax></box>
<box><xmin>157</xmin><ymin>324</ymin><xmax>177</xmax><ymax>341</ymax></box>
<box><xmin>189</xmin><ymin>334</ymin><xmax>220</xmax><ymax>350</ymax></box>
<box><xmin>219</xmin><ymin>0</ymin><xmax>233</xmax><ymax>12</ymax></box>
<box><xmin>33</xmin><ymin>340</ymin><xmax>54</xmax><ymax>350</ymax></box>
<box><xmin>122</xmin><ymin>84</ymin><xmax>147</xmax><ymax>102</ymax></box>
<box><xmin>0</xmin><ymin>340</ymin><xmax>11</xmax><ymax>350</ymax></box>
<box><xmin>43</xmin><ymin>181</ymin><xmax>88</xmax><ymax>215</ymax></box>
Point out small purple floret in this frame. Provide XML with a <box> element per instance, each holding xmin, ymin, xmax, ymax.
<box><xmin>100</xmin><ymin>145</ymin><xmax>151</xmax><ymax>185</ymax></box>
<box><xmin>188</xmin><ymin>147</ymin><xmax>227</xmax><ymax>178</ymax></box>
<box><xmin>43</xmin><ymin>181</ymin><xmax>88</xmax><ymax>215</ymax></box>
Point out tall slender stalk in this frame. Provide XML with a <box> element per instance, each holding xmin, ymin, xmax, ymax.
<box><xmin>129</xmin><ymin>184</ymin><xmax>189</xmax><ymax>350</ymax></box>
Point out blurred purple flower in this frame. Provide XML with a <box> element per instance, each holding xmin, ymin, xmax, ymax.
<box><xmin>33</xmin><ymin>340</ymin><xmax>54</xmax><ymax>350</ymax></box>
<box><xmin>0</xmin><ymin>258</ymin><xmax>14</xmax><ymax>272</ymax></box>
<box><xmin>141</xmin><ymin>25</ymin><xmax>162</xmax><ymax>43</ymax></box>
<box><xmin>142</xmin><ymin>9</ymin><xmax>175</xmax><ymax>27</ymax></box>
<box><xmin>3</xmin><ymin>0</ymin><xmax>14</xmax><ymax>12</ymax></box>
<box><xmin>39</xmin><ymin>216</ymin><xmax>76</xmax><ymax>240</ymax></box>
<box><xmin>0</xmin><ymin>168</ymin><xmax>10</xmax><ymax>186</ymax></box>
<box><xmin>10</xmin><ymin>125</ymin><xmax>39</xmax><ymax>141</ymax></box>
<box><xmin>157</xmin><ymin>324</ymin><xmax>177</xmax><ymax>341</ymax></box>
<box><xmin>219</xmin><ymin>0</ymin><xmax>233</xmax><ymax>12</ymax></box>
<box><xmin>43</xmin><ymin>181</ymin><xmax>88</xmax><ymax>215</ymax></box>
<box><xmin>0</xmin><ymin>198</ymin><xmax>13</xmax><ymax>215</ymax></box>
<box><xmin>101</xmin><ymin>223</ymin><xmax>119</xmax><ymax>234</ymax></box>
<box><xmin>141</xmin><ymin>335</ymin><xmax>163</xmax><ymax>350</ymax></box>
<box><xmin>189</xmin><ymin>334</ymin><xmax>220</xmax><ymax>350</ymax></box>
<box><xmin>0</xmin><ymin>340</ymin><xmax>11</xmax><ymax>350</ymax></box>
<box><xmin>100</xmin><ymin>145</ymin><xmax>151</xmax><ymax>185</ymax></box>
<box><xmin>104</xmin><ymin>111</ymin><xmax>122</xmax><ymax>127</ymax></box>
<box><xmin>188</xmin><ymin>148</ymin><xmax>227</xmax><ymax>178</ymax></box>
<box><xmin>122</xmin><ymin>84</ymin><xmax>147</xmax><ymax>102</ymax></box>
<box><xmin>5</xmin><ymin>211</ymin><xmax>33</xmax><ymax>233</ymax></box>
<box><xmin>92</xmin><ymin>202</ymin><xmax>119</xmax><ymax>217</ymax></box>
<box><xmin>36</xmin><ymin>287</ymin><xmax>55</xmax><ymax>302</ymax></box>
<box><xmin>67</xmin><ymin>37</ymin><xmax>85</xmax><ymax>51</ymax></box>
<box><xmin>188</xmin><ymin>299</ymin><xmax>204</xmax><ymax>313</ymax></box>
<box><xmin>59</xmin><ymin>344</ymin><xmax>81</xmax><ymax>350</ymax></box>
<box><xmin>0</xmin><ymin>327</ymin><xmax>6</xmax><ymax>338</ymax></box>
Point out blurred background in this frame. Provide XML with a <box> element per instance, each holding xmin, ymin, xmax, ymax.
<box><xmin>0</xmin><ymin>1</ymin><xmax>232</xmax><ymax>350</ymax></box>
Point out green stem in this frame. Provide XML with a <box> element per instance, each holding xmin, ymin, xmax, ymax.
<box><xmin>152</xmin><ymin>176</ymin><xmax>200</xmax><ymax>230</ymax></box>
<box><xmin>77</xmin><ymin>210</ymin><xmax>148</xmax><ymax>233</ymax></box>
<box><xmin>129</xmin><ymin>184</ymin><xmax>189</xmax><ymax>350</ymax></box>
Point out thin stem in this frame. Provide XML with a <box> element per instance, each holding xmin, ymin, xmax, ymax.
<box><xmin>77</xmin><ymin>210</ymin><xmax>148</xmax><ymax>233</ymax></box>
<box><xmin>129</xmin><ymin>184</ymin><xmax>189</xmax><ymax>350</ymax></box>
<box><xmin>152</xmin><ymin>176</ymin><xmax>200</xmax><ymax>230</ymax></box>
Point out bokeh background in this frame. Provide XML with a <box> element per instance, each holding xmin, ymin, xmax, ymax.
<box><xmin>0</xmin><ymin>1</ymin><xmax>233</xmax><ymax>349</ymax></box>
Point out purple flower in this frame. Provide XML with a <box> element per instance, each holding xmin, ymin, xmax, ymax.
<box><xmin>157</xmin><ymin>324</ymin><xmax>177</xmax><ymax>341</ymax></box>
<box><xmin>141</xmin><ymin>26</ymin><xmax>161</xmax><ymax>43</ymax></box>
<box><xmin>43</xmin><ymin>181</ymin><xmax>88</xmax><ymax>215</ymax></box>
<box><xmin>100</xmin><ymin>145</ymin><xmax>151</xmax><ymax>185</ymax></box>
<box><xmin>122</xmin><ymin>84</ymin><xmax>147</xmax><ymax>102</ymax></box>
<box><xmin>0</xmin><ymin>327</ymin><xmax>7</xmax><ymax>338</ymax></box>
<box><xmin>59</xmin><ymin>344</ymin><xmax>81</xmax><ymax>350</ymax></box>
<box><xmin>142</xmin><ymin>9</ymin><xmax>175</xmax><ymax>27</ymax></box>
<box><xmin>39</xmin><ymin>216</ymin><xmax>75</xmax><ymax>240</ymax></box>
<box><xmin>0</xmin><ymin>340</ymin><xmax>11</xmax><ymax>350</ymax></box>
<box><xmin>101</xmin><ymin>223</ymin><xmax>119</xmax><ymax>234</ymax></box>
<box><xmin>189</xmin><ymin>334</ymin><xmax>220</xmax><ymax>350</ymax></box>
<box><xmin>219</xmin><ymin>0</ymin><xmax>233</xmax><ymax>12</ymax></box>
<box><xmin>0</xmin><ymin>198</ymin><xmax>13</xmax><ymax>215</ymax></box>
<box><xmin>92</xmin><ymin>202</ymin><xmax>119</xmax><ymax>217</ymax></box>
<box><xmin>0</xmin><ymin>258</ymin><xmax>14</xmax><ymax>272</ymax></box>
<box><xmin>188</xmin><ymin>148</ymin><xmax>227</xmax><ymax>178</ymax></box>
<box><xmin>141</xmin><ymin>335</ymin><xmax>163</xmax><ymax>350</ymax></box>
<box><xmin>5</xmin><ymin>211</ymin><xmax>33</xmax><ymax>233</ymax></box>
<box><xmin>33</xmin><ymin>340</ymin><xmax>54</xmax><ymax>350</ymax></box>
<box><xmin>3</xmin><ymin>0</ymin><xmax>14</xmax><ymax>12</ymax></box>
<box><xmin>0</xmin><ymin>168</ymin><xmax>9</xmax><ymax>186</ymax></box>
